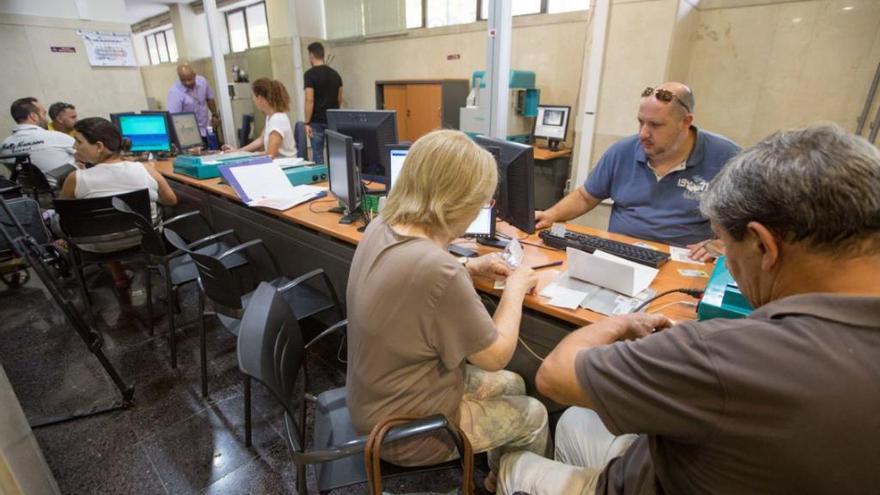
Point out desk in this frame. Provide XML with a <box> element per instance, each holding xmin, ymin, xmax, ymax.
<box><xmin>532</xmin><ymin>145</ymin><xmax>572</xmax><ymax>210</ymax></box>
<box><xmin>155</xmin><ymin>160</ymin><xmax>708</xmax><ymax>408</ymax></box>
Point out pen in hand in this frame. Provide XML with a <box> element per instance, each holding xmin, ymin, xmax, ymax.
<box><xmin>530</xmin><ymin>260</ymin><xmax>563</xmax><ymax>270</ymax></box>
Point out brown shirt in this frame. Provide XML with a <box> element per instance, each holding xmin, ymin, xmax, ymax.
<box><xmin>346</xmin><ymin>218</ymin><xmax>498</xmax><ymax>464</ymax></box>
<box><xmin>577</xmin><ymin>293</ymin><xmax>880</xmax><ymax>494</ymax></box>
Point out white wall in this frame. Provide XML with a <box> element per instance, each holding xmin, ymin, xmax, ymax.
<box><xmin>0</xmin><ymin>0</ymin><xmax>127</xmax><ymax>23</ymax></box>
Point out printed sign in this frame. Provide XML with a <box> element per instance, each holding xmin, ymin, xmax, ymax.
<box><xmin>77</xmin><ymin>30</ymin><xmax>136</xmax><ymax>67</ymax></box>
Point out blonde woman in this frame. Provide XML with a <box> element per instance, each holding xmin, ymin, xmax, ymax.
<box><xmin>346</xmin><ymin>129</ymin><xmax>549</xmax><ymax>491</ymax></box>
<box><xmin>223</xmin><ymin>78</ymin><xmax>297</xmax><ymax>158</ymax></box>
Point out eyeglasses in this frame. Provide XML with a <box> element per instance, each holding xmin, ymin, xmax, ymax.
<box><xmin>641</xmin><ymin>87</ymin><xmax>691</xmax><ymax>113</ymax></box>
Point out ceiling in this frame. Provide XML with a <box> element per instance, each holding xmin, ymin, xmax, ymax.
<box><xmin>124</xmin><ymin>0</ymin><xmax>190</xmax><ymax>24</ymax></box>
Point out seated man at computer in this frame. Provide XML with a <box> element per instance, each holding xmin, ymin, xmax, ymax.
<box><xmin>1</xmin><ymin>97</ymin><xmax>76</xmax><ymax>187</ymax></box>
<box><xmin>535</xmin><ymin>82</ymin><xmax>740</xmax><ymax>253</ymax></box>
<box><xmin>500</xmin><ymin>124</ymin><xmax>880</xmax><ymax>494</ymax></box>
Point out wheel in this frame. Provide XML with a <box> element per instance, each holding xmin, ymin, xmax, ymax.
<box><xmin>1</xmin><ymin>269</ymin><xmax>29</xmax><ymax>288</ymax></box>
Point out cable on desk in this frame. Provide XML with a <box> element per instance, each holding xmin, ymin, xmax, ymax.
<box><xmin>520</xmin><ymin>240</ymin><xmax>560</xmax><ymax>252</ymax></box>
<box><xmin>518</xmin><ymin>337</ymin><xmax>545</xmax><ymax>362</ymax></box>
<box><xmin>647</xmin><ymin>300</ymin><xmax>697</xmax><ymax>314</ymax></box>
<box><xmin>634</xmin><ymin>288</ymin><xmax>704</xmax><ymax>313</ymax></box>
<box><xmin>308</xmin><ymin>198</ymin><xmax>338</xmax><ymax>214</ymax></box>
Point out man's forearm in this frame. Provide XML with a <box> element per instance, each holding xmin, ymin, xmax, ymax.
<box><xmin>304</xmin><ymin>101</ymin><xmax>314</xmax><ymax>123</ymax></box>
<box><xmin>206</xmin><ymin>99</ymin><xmax>218</xmax><ymax>116</ymax></box>
<box><xmin>545</xmin><ymin>187</ymin><xmax>600</xmax><ymax>223</ymax></box>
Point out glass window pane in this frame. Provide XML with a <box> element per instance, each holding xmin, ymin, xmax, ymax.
<box><xmin>227</xmin><ymin>10</ymin><xmax>248</xmax><ymax>52</ymax></box>
<box><xmin>156</xmin><ymin>32</ymin><xmax>169</xmax><ymax>62</ymax></box>
<box><xmin>246</xmin><ymin>3</ymin><xmax>269</xmax><ymax>47</ymax></box>
<box><xmin>512</xmin><ymin>0</ymin><xmax>540</xmax><ymax>16</ymax></box>
<box><xmin>406</xmin><ymin>0</ymin><xmax>422</xmax><ymax>28</ymax></box>
<box><xmin>548</xmin><ymin>0</ymin><xmax>588</xmax><ymax>13</ymax></box>
<box><xmin>165</xmin><ymin>29</ymin><xmax>179</xmax><ymax>62</ymax></box>
<box><xmin>146</xmin><ymin>34</ymin><xmax>159</xmax><ymax>65</ymax></box>
<box><xmin>427</xmin><ymin>0</ymin><xmax>476</xmax><ymax>28</ymax></box>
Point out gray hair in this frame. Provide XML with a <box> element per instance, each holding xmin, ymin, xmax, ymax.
<box><xmin>700</xmin><ymin>124</ymin><xmax>880</xmax><ymax>254</ymax></box>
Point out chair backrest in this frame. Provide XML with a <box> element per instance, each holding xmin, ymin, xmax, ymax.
<box><xmin>111</xmin><ymin>196</ymin><xmax>166</xmax><ymax>258</ymax></box>
<box><xmin>13</xmin><ymin>155</ymin><xmax>52</xmax><ymax>195</ymax></box>
<box><xmin>0</xmin><ymin>178</ymin><xmax>22</xmax><ymax>200</ymax></box>
<box><xmin>238</xmin><ymin>113</ymin><xmax>254</xmax><ymax>147</ymax></box>
<box><xmin>53</xmin><ymin>189</ymin><xmax>151</xmax><ymax>240</ymax></box>
<box><xmin>238</xmin><ymin>281</ymin><xmax>307</xmax><ymax>449</ymax></box>
<box><xmin>164</xmin><ymin>227</ymin><xmax>245</xmax><ymax>312</ymax></box>
<box><xmin>294</xmin><ymin>121</ymin><xmax>307</xmax><ymax>159</ymax></box>
<box><xmin>0</xmin><ymin>196</ymin><xmax>49</xmax><ymax>253</ymax></box>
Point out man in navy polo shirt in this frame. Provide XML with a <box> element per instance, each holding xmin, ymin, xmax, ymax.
<box><xmin>536</xmin><ymin>82</ymin><xmax>740</xmax><ymax>254</ymax></box>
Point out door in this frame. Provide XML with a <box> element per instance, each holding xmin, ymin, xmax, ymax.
<box><xmin>405</xmin><ymin>84</ymin><xmax>442</xmax><ymax>142</ymax></box>
<box><xmin>382</xmin><ymin>84</ymin><xmax>409</xmax><ymax>142</ymax></box>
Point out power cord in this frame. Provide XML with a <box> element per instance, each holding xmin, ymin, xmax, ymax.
<box><xmin>518</xmin><ymin>337</ymin><xmax>545</xmax><ymax>362</ymax></box>
<box><xmin>633</xmin><ymin>288</ymin><xmax>704</xmax><ymax>313</ymax></box>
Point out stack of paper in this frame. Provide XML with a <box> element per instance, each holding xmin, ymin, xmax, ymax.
<box><xmin>273</xmin><ymin>157</ymin><xmax>313</xmax><ymax>169</ymax></box>
<box><xmin>219</xmin><ymin>161</ymin><xmax>326</xmax><ymax>211</ymax></box>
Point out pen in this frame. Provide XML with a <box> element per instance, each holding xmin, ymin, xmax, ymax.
<box><xmin>531</xmin><ymin>260</ymin><xmax>563</xmax><ymax>270</ymax></box>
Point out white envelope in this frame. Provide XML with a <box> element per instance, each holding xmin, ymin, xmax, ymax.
<box><xmin>567</xmin><ymin>248</ymin><xmax>659</xmax><ymax>297</ymax></box>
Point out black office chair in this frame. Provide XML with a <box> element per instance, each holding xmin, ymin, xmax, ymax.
<box><xmin>53</xmin><ymin>189</ymin><xmax>152</xmax><ymax>320</ymax></box>
<box><xmin>1</xmin><ymin>153</ymin><xmax>53</xmax><ymax>205</ymax></box>
<box><xmin>238</xmin><ymin>282</ymin><xmax>470</xmax><ymax>494</ymax></box>
<box><xmin>294</xmin><ymin>121</ymin><xmax>308</xmax><ymax>160</ymax></box>
<box><xmin>111</xmin><ymin>199</ymin><xmax>249</xmax><ymax>368</ymax></box>
<box><xmin>163</xmin><ymin>228</ymin><xmax>344</xmax><ymax>447</ymax></box>
<box><xmin>238</xmin><ymin>113</ymin><xmax>254</xmax><ymax>147</ymax></box>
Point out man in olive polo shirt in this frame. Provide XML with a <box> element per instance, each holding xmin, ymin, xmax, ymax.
<box><xmin>500</xmin><ymin>124</ymin><xmax>880</xmax><ymax>494</ymax></box>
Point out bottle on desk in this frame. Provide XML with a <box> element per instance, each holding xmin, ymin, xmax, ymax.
<box><xmin>206</xmin><ymin>126</ymin><xmax>220</xmax><ymax>150</ymax></box>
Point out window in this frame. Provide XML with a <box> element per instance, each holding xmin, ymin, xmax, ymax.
<box><xmin>426</xmin><ymin>0</ymin><xmax>476</xmax><ymax>27</ymax></box>
<box><xmin>405</xmin><ymin>0</ymin><xmax>422</xmax><ymax>28</ymax></box>
<box><xmin>144</xmin><ymin>28</ymin><xmax>178</xmax><ymax>66</ymax></box>
<box><xmin>224</xmin><ymin>1</ymin><xmax>270</xmax><ymax>53</ymax></box>
<box><xmin>547</xmin><ymin>0</ymin><xmax>589</xmax><ymax>13</ymax></box>
<box><xmin>480</xmin><ymin>0</ymin><xmax>541</xmax><ymax>20</ymax></box>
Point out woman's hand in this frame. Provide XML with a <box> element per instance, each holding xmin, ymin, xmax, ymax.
<box><xmin>504</xmin><ymin>264</ymin><xmax>538</xmax><ymax>297</ymax></box>
<box><xmin>466</xmin><ymin>253</ymin><xmax>510</xmax><ymax>280</ymax></box>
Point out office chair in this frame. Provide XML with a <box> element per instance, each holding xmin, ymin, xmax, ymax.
<box><xmin>111</xmin><ymin>199</ymin><xmax>249</xmax><ymax>368</ymax></box>
<box><xmin>294</xmin><ymin>121</ymin><xmax>308</xmax><ymax>159</ymax></box>
<box><xmin>163</xmin><ymin>228</ymin><xmax>343</xmax><ymax>447</ymax></box>
<box><xmin>238</xmin><ymin>281</ymin><xmax>471</xmax><ymax>494</ymax></box>
<box><xmin>238</xmin><ymin>113</ymin><xmax>254</xmax><ymax>147</ymax></box>
<box><xmin>2</xmin><ymin>153</ymin><xmax>54</xmax><ymax>205</ymax></box>
<box><xmin>53</xmin><ymin>189</ymin><xmax>152</xmax><ymax>321</ymax></box>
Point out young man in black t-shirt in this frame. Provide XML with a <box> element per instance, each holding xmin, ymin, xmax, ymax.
<box><xmin>304</xmin><ymin>42</ymin><xmax>343</xmax><ymax>164</ymax></box>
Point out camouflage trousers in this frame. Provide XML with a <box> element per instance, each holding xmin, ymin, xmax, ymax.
<box><xmin>449</xmin><ymin>365</ymin><xmax>550</xmax><ymax>473</ymax></box>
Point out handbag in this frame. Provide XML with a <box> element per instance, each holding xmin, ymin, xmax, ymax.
<box><xmin>364</xmin><ymin>415</ymin><xmax>475</xmax><ymax>495</ymax></box>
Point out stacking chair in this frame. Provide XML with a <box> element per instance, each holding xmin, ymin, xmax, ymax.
<box><xmin>238</xmin><ymin>282</ymin><xmax>469</xmax><ymax>494</ymax></box>
<box><xmin>3</xmin><ymin>153</ymin><xmax>52</xmax><ymax>203</ymax></box>
<box><xmin>111</xmin><ymin>198</ymin><xmax>249</xmax><ymax>368</ymax></box>
<box><xmin>53</xmin><ymin>189</ymin><xmax>152</xmax><ymax>320</ymax></box>
<box><xmin>294</xmin><ymin>121</ymin><xmax>308</xmax><ymax>160</ymax></box>
<box><xmin>163</xmin><ymin>228</ymin><xmax>344</xmax><ymax>446</ymax></box>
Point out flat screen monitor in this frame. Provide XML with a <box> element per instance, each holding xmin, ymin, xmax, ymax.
<box><xmin>474</xmin><ymin>135</ymin><xmax>535</xmax><ymax>234</ymax></box>
<box><xmin>171</xmin><ymin>112</ymin><xmax>202</xmax><ymax>150</ymax></box>
<box><xmin>534</xmin><ymin>105</ymin><xmax>571</xmax><ymax>150</ymax></box>
<box><xmin>326</xmin><ymin>129</ymin><xmax>361</xmax><ymax>223</ymax></box>
<box><xmin>386</xmin><ymin>144</ymin><xmax>410</xmax><ymax>189</ymax></box>
<box><xmin>114</xmin><ymin>113</ymin><xmax>172</xmax><ymax>153</ymax></box>
<box><xmin>327</xmin><ymin>110</ymin><xmax>397</xmax><ymax>183</ymax></box>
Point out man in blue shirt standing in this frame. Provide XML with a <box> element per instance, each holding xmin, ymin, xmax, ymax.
<box><xmin>536</xmin><ymin>82</ymin><xmax>739</xmax><ymax>257</ymax></box>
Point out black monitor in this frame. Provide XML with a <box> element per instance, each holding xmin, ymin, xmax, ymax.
<box><xmin>327</xmin><ymin>110</ymin><xmax>397</xmax><ymax>183</ymax></box>
<box><xmin>326</xmin><ymin>129</ymin><xmax>362</xmax><ymax>224</ymax></box>
<box><xmin>474</xmin><ymin>135</ymin><xmax>535</xmax><ymax>235</ymax></box>
<box><xmin>110</xmin><ymin>112</ymin><xmax>172</xmax><ymax>153</ymax></box>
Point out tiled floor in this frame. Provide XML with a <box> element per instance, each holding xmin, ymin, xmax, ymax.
<box><xmin>0</xmin><ymin>265</ymin><xmax>469</xmax><ymax>494</ymax></box>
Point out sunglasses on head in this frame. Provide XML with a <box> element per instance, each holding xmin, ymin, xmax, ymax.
<box><xmin>642</xmin><ymin>87</ymin><xmax>691</xmax><ymax>113</ymax></box>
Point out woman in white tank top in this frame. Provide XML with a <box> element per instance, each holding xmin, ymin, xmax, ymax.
<box><xmin>222</xmin><ymin>78</ymin><xmax>297</xmax><ymax>158</ymax></box>
<box><xmin>59</xmin><ymin>117</ymin><xmax>177</xmax><ymax>289</ymax></box>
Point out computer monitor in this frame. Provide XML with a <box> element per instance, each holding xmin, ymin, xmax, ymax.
<box><xmin>534</xmin><ymin>105</ymin><xmax>571</xmax><ymax>151</ymax></box>
<box><xmin>327</xmin><ymin>110</ymin><xmax>397</xmax><ymax>183</ymax></box>
<box><xmin>113</xmin><ymin>113</ymin><xmax>172</xmax><ymax>153</ymax></box>
<box><xmin>170</xmin><ymin>112</ymin><xmax>203</xmax><ymax>150</ymax></box>
<box><xmin>326</xmin><ymin>129</ymin><xmax>362</xmax><ymax>224</ymax></box>
<box><xmin>474</xmin><ymin>135</ymin><xmax>535</xmax><ymax>235</ymax></box>
<box><xmin>386</xmin><ymin>144</ymin><xmax>410</xmax><ymax>189</ymax></box>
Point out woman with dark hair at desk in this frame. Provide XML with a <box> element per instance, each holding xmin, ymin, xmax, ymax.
<box><xmin>222</xmin><ymin>78</ymin><xmax>297</xmax><ymax>158</ymax></box>
<box><xmin>59</xmin><ymin>117</ymin><xmax>177</xmax><ymax>290</ymax></box>
<box><xmin>346</xmin><ymin>129</ymin><xmax>549</xmax><ymax>491</ymax></box>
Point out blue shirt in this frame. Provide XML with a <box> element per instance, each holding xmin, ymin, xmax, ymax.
<box><xmin>584</xmin><ymin>127</ymin><xmax>740</xmax><ymax>246</ymax></box>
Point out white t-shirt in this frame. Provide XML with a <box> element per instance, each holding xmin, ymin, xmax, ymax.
<box><xmin>75</xmin><ymin>160</ymin><xmax>159</xmax><ymax>203</ymax></box>
<box><xmin>1</xmin><ymin>124</ymin><xmax>75</xmax><ymax>185</ymax></box>
<box><xmin>263</xmin><ymin>112</ymin><xmax>297</xmax><ymax>158</ymax></box>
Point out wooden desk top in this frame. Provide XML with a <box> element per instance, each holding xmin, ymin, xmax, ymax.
<box><xmin>533</xmin><ymin>145</ymin><xmax>572</xmax><ymax>161</ymax></box>
<box><xmin>156</xmin><ymin>160</ymin><xmax>708</xmax><ymax>327</ymax></box>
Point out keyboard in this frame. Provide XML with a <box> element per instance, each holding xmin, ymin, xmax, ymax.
<box><xmin>539</xmin><ymin>230</ymin><xmax>670</xmax><ymax>268</ymax></box>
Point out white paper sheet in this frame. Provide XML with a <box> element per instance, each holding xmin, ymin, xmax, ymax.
<box><xmin>547</xmin><ymin>286</ymin><xmax>587</xmax><ymax>309</ymax></box>
<box><xmin>273</xmin><ymin>157</ymin><xmax>313</xmax><ymax>169</ymax></box>
<box><xmin>669</xmin><ymin>246</ymin><xmax>704</xmax><ymax>265</ymax></box>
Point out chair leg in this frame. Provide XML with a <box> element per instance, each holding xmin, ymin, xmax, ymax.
<box><xmin>244</xmin><ymin>375</ymin><xmax>252</xmax><ymax>448</ymax></box>
<box><xmin>296</xmin><ymin>463</ymin><xmax>307</xmax><ymax>495</ymax></box>
<box><xmin>165</xmin><ymin>268</ymin><xmax>177</xmax><ymax>369</ymax></box>
<box><xmin>73</xmin><ymin>260</ymin><xmax>93</xmax><ymax>322</ymax></box>
<box><xmin>199</xmin><ymin>291</ymin><xmax>208</xmax><ymax>397</ymax></box>
<box><xmin>145</xmin><ymin>265</ymin><xmax>153</xmax><ymax>335</ymax></box>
